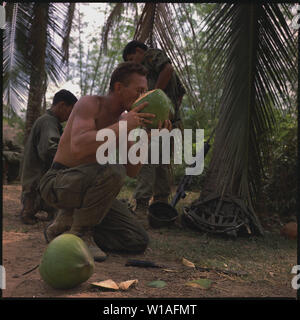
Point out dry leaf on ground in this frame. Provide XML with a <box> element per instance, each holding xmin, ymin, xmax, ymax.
<box><xmin>182</xmin><ymin>258</ymin><xmax>196</xmax><ymax>268</ymax></box>
<box><xmin>185</xmin><ymin>279</ymin><xmax>212</xmax><ymax>290</ymax></box>
<box><xmin>91</xmin><ymin>279</ymin><xmax>119</xmax><ymax>290</ymax></box>
<box><xmin>119</xmin><ymin>279</ymin><xmax>138</xmax><ymax>291</ymax></box>
<box><xmin>162</xmin><ymin>269</ymin><xmax>179</xmax><ymax>273</ymax></box>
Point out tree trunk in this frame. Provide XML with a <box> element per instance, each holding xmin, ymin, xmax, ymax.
<box><xmin>192</xmin><ymin>5</ymin><xmax>265</xmax><ymax>235</ymax></box>
<box><xmin>24</xmin><ymin>4</ymin><xmax>48</xmax><ymax>143</ymax></box>
<box><xmin>41</xmin><ymin>77</ymin><xmax>48</xmax><ymax>115</ymax></box>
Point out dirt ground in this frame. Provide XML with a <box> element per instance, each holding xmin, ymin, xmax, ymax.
<box><xmin>2</xmin><ymin>184</ymin><xmax>298</xmax><ymax>299</ymax></box>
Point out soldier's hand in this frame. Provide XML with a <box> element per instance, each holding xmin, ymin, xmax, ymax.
<box><xmin>122</xmin><ymin>102</ymin><xmax>155</xmax><ymax>131</ymax></box>
<box><xmin>146</xmin><ymin>119</ymin><xmax>173</xmax><ymax>142</ymax></box>
<box><xmin>158</xmin><ymin>119</ymin><xmax>172</xmax><ymax>131</ymax></box>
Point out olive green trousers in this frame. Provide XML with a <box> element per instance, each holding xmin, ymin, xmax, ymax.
<box><xmin>133</xmin><ymin>163</ymin><xmax>171</xmax><ymax>202</ymax></box>
<box><xmin>133</xmin><ymin>140</ymin><xmax>171</xmax><ymax>202</ymax></box>
<box><xmin>39</xmin><ymin>163</ymin><xmax>149</xmax><ymax>253</ymax></box>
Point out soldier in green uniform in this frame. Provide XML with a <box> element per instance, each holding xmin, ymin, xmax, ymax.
<box><xmin>3</xmin><ymin>138</ymin><xmax>23</xmax><ymax>184</ymax></box>
<box><xmin>20</xmin><ymin>90</ymin><xmax>78</xmax><ymax>225</ymax></box>
<box><xmin>122</xmin><ymin>40</ymin><xmax>186</xmax><ymax>212</ymax></box>
<box><xmin>39</xmin><ymin>62</ymin><xmax>172</xmax><ymax>261</ymax></box>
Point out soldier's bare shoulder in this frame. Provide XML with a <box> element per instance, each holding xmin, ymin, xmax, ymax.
<box><xmin>74</xmin><ymin>95</ymin><xmax>106</xmax><ymax>116</ymax></box>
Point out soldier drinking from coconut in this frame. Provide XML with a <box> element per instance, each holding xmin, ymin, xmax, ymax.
<box><xmin>39</xmin><ymin>62</ymin><xmax>172</xmax><ymax>262</ymax></box>
<box><xmin>122</xmin><ymin>40</ymin><xmax>186</xmax><ymax>214</ymax></box>
<box><xmin>20</xmin><ymin>90</ymin><xmax>78</xmax><ymax>225</ymax></box>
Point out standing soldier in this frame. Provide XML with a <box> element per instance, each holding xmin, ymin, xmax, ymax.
<box><xmin>122</xmin><ymin>40</ymin><xmax>186</xmax><ymax>213</ymax></box>
<box><xmin>20</xmin><ymin>89</ymin><xmax>78</xmax><ymax>225</ymax></box>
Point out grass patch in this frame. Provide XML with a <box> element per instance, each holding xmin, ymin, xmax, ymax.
<box><xmin>117</xmin><ymin>185</ymin><xmax>296</xmax><ymax>284</ymax></box>
<box><xmin>148</xmin><ymin>227</ymin><xmax>296</xmax><ymax>282</ymax></box>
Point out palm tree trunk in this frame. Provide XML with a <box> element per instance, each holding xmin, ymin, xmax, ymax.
<box><xmin>24</xmin><ymin>4</ymin><xmax>49</xmax><ymax>143</ymax></box>
<box><xmin>201</xmin><ymin>5</ymin><xmax>259</xmax><ymax>199</ymax></box>
<box><xmin>41</xmin><ymin>75</ymin><xmax>48</xmax><ymax>114</ymax></box>
<box><xmin>195</xmin><ymin>4</ymin><xmax>265</xmax><ymax>235</ymax></box>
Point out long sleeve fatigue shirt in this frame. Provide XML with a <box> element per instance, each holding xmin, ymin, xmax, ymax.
<box><xmin>142</xmin><ymin>48</ymin><xmax>186</xmax><ymax>119</ymax></box>
<box><xmin>21</xmin><ymin>110</ymin><xmax>63</xmax><ymax>194</ymax></box>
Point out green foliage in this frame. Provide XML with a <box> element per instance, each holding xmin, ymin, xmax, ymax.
<box><xmin>67</xmin><ymin>4</ymin><xmax>137</xmax><ymax>96</ymax></box>
<box><xmin>4</xmin><ymin>3</ymin><xmax>74</xmax><ymax>115</ymax></box>
<box><xmin>259</xmin><ymin>112</ymin><xmax>297</xmax><ymax>217</ymax></box>
<box><xmin>124</xmin><ymin>176</ymin><xmax>137</xmax><ymax>189</ymax></box>
<box><xmin>173</xmin><ymin>164</ymin><xmax>209</xmax><ymax>192</ymax></box>
<box><xmin>168</xmin><ymin>3</ymin><xmax>222</xmax><ymax>118</ymax></box>
<box><xmin>3</xmin><ymin>105</ymin><xmax>25</xmax><ymax>145</ymax></box>
<box><xmin>195</xmin><ymin>3</ymin><xmax>297</xmax><ymax>217</ymax></box>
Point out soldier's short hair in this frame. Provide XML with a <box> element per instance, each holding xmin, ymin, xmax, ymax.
<box><xmin>109</xmin><ymin>62</ymin><xmax>148</xmax><ymax>92</ymax></box>
<box><xmin>52</xmin><ymin>90</ymin><xmax>78</xmax><ymax>107</ymax></box>
<box><xmin>122</xmin><ymin>40</ymin><xmax>148</xmax><ymax>61</ymax></box>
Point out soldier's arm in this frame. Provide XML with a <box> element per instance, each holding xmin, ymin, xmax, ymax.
<box><xmin>123</xmin><ymin>140</ymin><xmax>143</xmax><ymax>177</ymax></box>
<box><xmin>145</xmin><ymin>50</ymin><xmax>174</xmax><ymax>90</ymax></box>
<box><xmin>37</xmin><ymin>121</ymin><xmax>61</xmax><ymax>167</ymax></box>
<box><xmin>155</xmin><ymin>63</ymin><xmax>174</xmax><ymax>90</ymax></box>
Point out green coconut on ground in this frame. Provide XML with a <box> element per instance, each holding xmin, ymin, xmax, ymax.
<box><xmin>39</xmin><ymin>234</ymin><xmax>95</xmax><ymax>290</ymax></box>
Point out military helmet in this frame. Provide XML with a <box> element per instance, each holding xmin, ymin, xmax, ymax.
<box><xmin>148</xmin><ymin>202</ymin><xmax>178</xmax><ymax>228</ymax></box>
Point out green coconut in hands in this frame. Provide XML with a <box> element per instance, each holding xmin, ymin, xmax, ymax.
<box><xmin>39</xmin><ymin>234</ymin><xmax>95</xmax><ymax>289</ymax></box>
<box><xmin>131</xmin><ymin>89</ymin><xmax>174</xmax><ymax>129</ymax></box>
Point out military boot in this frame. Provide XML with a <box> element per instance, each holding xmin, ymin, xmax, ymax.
<box><xmin>44</xmin><ymin>209</ymin><xmax>74</xmax><ymax>243</ymax></box>
<box><xmin>20</xmin><ymin>196</ymin><xmax>38</xmax><ymax>225</ymax></box>
<box><xmin>134</xmin><ymin>198</ymin><xmax>150</xmax><ymax>216</ymax></box>
<box><xmin>68</xmin><ymin>209</ymin><xmax>108</xmax><ymax>262</ymax></box>
<box><xmin>44</xmin><ymin>208</ymin><xmax>58</xmax><ymax>222</ymax></box>
<box><xmin>152</xmin><ymin>195</ymin><xmax>169</xmax><ymax>204</ymax></box>
<box><xmin>67</xmin><ymin>227</ymin><xmax>107</xmax><ymax>262</ymax></box>
<box><xmin>3</xmin><ymin>162</ymin><xmax>8</xmax><ymax>185</ymax></box>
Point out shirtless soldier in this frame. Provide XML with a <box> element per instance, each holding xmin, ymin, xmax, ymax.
<box><xmin>39</xmin><ymin>62</ymin><xmax>171</xmax><ymax>262</ymax></box>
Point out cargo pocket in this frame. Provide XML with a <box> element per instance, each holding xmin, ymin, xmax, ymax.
<box><xmin>53</xmin><ymin>168</ymin><xmax>85</xmax><ymax>209</ymax></box>
<box><xmin>39</xmin><ymin>170</ymin><xmax>60</xmax><ymax>207</ymax></box>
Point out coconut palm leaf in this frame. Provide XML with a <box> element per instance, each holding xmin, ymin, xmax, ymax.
<box><xmin>3</xmin><ymin>3</ymin><xmax>33</xmax><ymax>113</ymax></box>
<box><xmin>45</xmin><ymin>3</ymin><xmax>74</xmax><ymax>84</ymax></box>
<box><xmin>134</xmin><ymin>3</ymin><xmax>158</xmax><ymax>47</ymax></box>
<box><xmin>61</xmin><ymin>3</ymin><xmax>76</xmax><ymax>64</ymax></box>
<box><xmin>101</xmin><ymin>3</ymin><xmax>124</xmax><ymax>54</ymax></box>
<box><xmin>3</xmin><ymin>3</ymin><xmax>75</xmax><ymax>117</ymax></box>
<box><xmin>198</xmin><ymin>3</ymin><xmax>297</xmax><ymax>215</ymax></box>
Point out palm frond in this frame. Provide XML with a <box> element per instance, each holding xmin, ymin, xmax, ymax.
<box><xmin>3</xmin><ymin>3</ymin><xmax>75</xmax><ymax>115</ymax></box>
<box><xmin>3</xmin><ymin>3</ymin><xmax>32</xmax><ymax>113</ymax></box>
<box><xmin>62</xmin><ymin>3</ymin><xmax>76</xmax><ymax>64</ymax></box>
<box><xmin>134</xmin><ymin>3</ymin><xmax>157</xmax><ymax>47</ymax></box>
<box><xmin>46</xmin><ymin>3</ymin><xmax>74</xmax><ymax>84</ymax></box>
<box><xmin>101</xmin><ymin>3</ymin><xmax>124</xmax><ymax>54</ymax></box>
<box><xmin>199</xmin><ymin>3</ymin><xmax>297</xmax><ymax>210</ymax></box>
